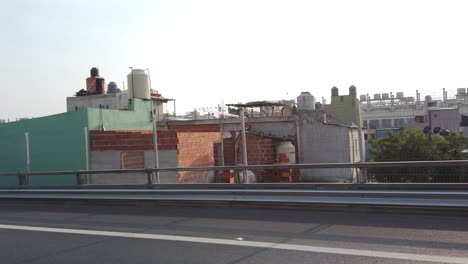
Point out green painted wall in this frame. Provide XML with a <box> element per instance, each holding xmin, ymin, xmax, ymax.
<box><xmin>0</xmin><ymin>110</ymin><xmax>88</xmax><ymax>185</ymax></box>
<box><xmin>87</xmin><ymin>99</ymin><xmax>153</xmax><ymax>130</ymax></box>
<box><xmin>0</xmin><ymin>98</ymin><xmax>153</xmax><ymax>186</ymax></box>
<box><xmin>331</xmin><ymin>95</ymin><xmax>363</xmax><ymax>126</ymax></box>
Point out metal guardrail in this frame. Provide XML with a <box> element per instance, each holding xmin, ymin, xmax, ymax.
<box><xmin>1</xmin><ymin>160</ymin><xmax>468</xmax><ymax>185</ymax></box>
<box><xmin>0</xmin><ymin>188</ymin><xmax>468</xmax><ymax>208</ymax></box>
<box><xmin>0</xmin><ymin>161</ymin><xmax>467</xmax><ymax>207</ymax></box>
<box><xmin>3</xmin><ymin>160</ymin><xmax>468</xmax><ymax>176</ymax></box>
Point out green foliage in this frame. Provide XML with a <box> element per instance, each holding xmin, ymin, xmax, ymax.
<box><xmin>368</xmin><ymin>128</ymin><xmax>468</xmax><ymax>182</ymax></box>
<box><xmin>369</xmin><ymin>128</ymin><xmax>468</xmax><ymax>161</ymax></box>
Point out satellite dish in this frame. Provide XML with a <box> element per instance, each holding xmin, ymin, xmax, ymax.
<box><xmin>433</xmin><ymin>127</ymin><xmax>441</xmax><ymax>134</ymax></box>
<box><xmin>439</xmin><ymin>129</ymin><xmax>450</xmax><ymax>136</ymax></box>
<box><xmin>423</xmin><ymin>126</ymin><xmax>432</xmax><ymax>134</ymax></box>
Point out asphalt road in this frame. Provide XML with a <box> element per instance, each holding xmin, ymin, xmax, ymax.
<box><xmin>0</xmin><ymin>202</ymin><xmax>468</xmax><ymax>264</ymax></box>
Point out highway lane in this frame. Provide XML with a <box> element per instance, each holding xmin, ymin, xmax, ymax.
<box><xmin>0</xmin><ymin>202</ymin><xmax>467</xmax><ymax>263</ymax></box>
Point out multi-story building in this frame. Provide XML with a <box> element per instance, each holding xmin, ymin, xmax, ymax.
<box><xmin>360</xmin><ymin>88</ymin><xmax>468</xmax><ymax>137</ymax></box>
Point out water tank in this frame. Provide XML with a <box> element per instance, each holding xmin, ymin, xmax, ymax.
<box><xmin>425</xmin><ymin>95</ymin><xmax>432</xmax><ymax>102</ymax></box>
<box><xmin>276</xmin><ymin>141</ymin><xmax>296</xmax><ymax>164</ymax></box>
<box><xmin>457</xmin><ymin>88</ymin><xmax>466</xmax><ymax>95</ymax></box>
<box><xmin>127</xmin><ymin>69</ymin><xmax>151</xmax><ymax>100</ymax></box>
<box><xmin>374</xmin><ymin>93</ymin><xmax>381</xmax><ymax>100</ymax></box>
<box><xmin>315</xmin><ymin>102</ymin><xmax>322</xmax><ymax>110</ymax></box>
<box><xmin>297</xmin><ymin>92</ymin><xmax>316</xmax><ymax>111</ymax></box>
<box><xmin>382</xmin><ymin>93</ymin><xmax>390</xmax><ymax>100</ymax></box>
<box><xmin>107</xmin><ymin>82</ymin><xmax>118</xmax><ymax>94</ymax></box>
<box><xmin>396</xmin><ymin>92</ymin><xmax>404</xmax><ymax>99</ymax></box>
<box><xmin>359</xmin><ymin>95</ymin><xmax>367</xmax><ymax>101</ymax></box>
<box><xmin>349</xmin><ymin>85</ymin><xmax>357</xmax><ymax>96</ymax></box>
<box><xmin>90</xmin><ymin>67</ymin><xmax>99</xmax><ymax>77</ymax></box>
<box><xmin>331</xmin><ymin>86</ymin><xmax>339</xmax><ymax>96</ymax></box>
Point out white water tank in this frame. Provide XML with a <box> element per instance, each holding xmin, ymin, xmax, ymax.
<box><xmin>127</xmin><ymin>69</ymin><xmax>151</xmax><ymax>100</ymax></box>
<box><xmin>297</xmin><ymin>92</ymin><xmax>316</xmax><ymax>111</ymax></box>
<box><xmin>276</xmin><ymin>141</ymin><xmax>296</xmax><ymax>164</ymax></box>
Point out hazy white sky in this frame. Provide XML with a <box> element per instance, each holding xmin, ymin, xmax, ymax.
<box><xmin>1</xmin><ymin>0</ymin><xmax>468</xmax><ymax>119</ymax></box>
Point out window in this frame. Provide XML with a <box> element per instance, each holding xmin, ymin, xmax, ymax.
<box><xmin>369</xmin><ymin>120</ymin><xmax>379</xmax><ymax>129</ymax></box>
<box><xmin>415</xmin><ymin>116</ymin><xmax>425</xmax><ymax>123</ymax></box>
<box><xmin>382</xmin><ymin>119</ymin><xmax>392</xmax><ymax>128</ymax></box>
<box><xmin>394</xmin><ymin>118</ymin><xmax>405</xmax><ymax>127</ymax></box>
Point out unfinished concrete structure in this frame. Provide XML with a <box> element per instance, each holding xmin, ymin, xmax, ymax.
<box><xmin>295</xmin><ymin>110</ymin><xmax>361</xmax><ymax>182</ymax></box>
<box><xmin>90</xmin><ymin>130</ymin><xmax>221</xmax><ymax>184</ymax></box>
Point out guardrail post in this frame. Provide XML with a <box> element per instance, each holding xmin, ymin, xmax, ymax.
<box><xmin>361</xmin><ymin>167</ymin><xmax>367</xmax><ymax>183</ymax></box>
<box><xmin>76</xmin><ymin>171</ymin><xmax>87</xmax><ymax>185</ymax></box>
<box><xmin>19</xmin><ymin>173</ymin><xmax>29</xmax><ymax>186</ymax></box>
<box><xmin>146</xmin><ymin>168</ymin><xmax>154</xmax><ymax>185</ymax></box>
<box><xmin>234</xmin><ymin>167</ymin><xmax>240</xmax><ymax>183</ymax></box>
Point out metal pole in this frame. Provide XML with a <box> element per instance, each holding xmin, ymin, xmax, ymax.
<box><xmin>240</xmin><ymin>108</ymin><xmax>248</xmax><ymax>183</ymax></box>
<box><xmin>145</xmin><ymin>68</ymin><xmax>160</xmax><ymax>184</ymax></box>
<box><xmin>219</xmin><ymin>106</ymin><xmax>225</xmax><ymax>167</ymax></box>
<box><xmin>355</xmin><ymin>99</ymin><xmax>366</xmax><ymax>183</ymax></box>
<box><xmin>152</xmin><ymin>101</ymin><xmax>160</xmax><ymax>184</ymax></box>
<box><xmin>24</xmin><ymin>132</ymin><xmax>30</xmax><ymax>186</ymax></box>
<box><xmin>25</xmin><ymin>132</ymin><xmax>30</xmax><ymax>173</ymax></box>
<box><xmin>129</xmin><ymin>67</ymin><xmax>134</xmax><ymax>99</ymax></box>
<box><xmin>84</xmin><ymin>127</ymin><xmax>89</xmax><ymax>184</ymax></box>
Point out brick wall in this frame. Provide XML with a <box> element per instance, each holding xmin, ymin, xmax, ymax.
<box><xmin>214</xmin><ymin>134</ymin><xmax>276</xmax><ymax>166</ymax></box>
<box><xmin>245</xmin><ymin>134</ymin><xmax>276</xmax><ymax>165</ymax></box>
<box><xmin>177</xmin><ymin>132</ymin><xmax>221</xmax><ymax>183</ymax></box>
<box><xmin>168</xmin><ymin>124</ymin><xmax>220</xmax><ymax>132</ymax></box>
<box><xmin>214</xmin><ymin>139</ymin><xmax>236</xmax><ymax>166</ymax></box>
<box><xmin>90</xmin><ymin>129</ymin><xmax>221</xmax><ymax>183</ymax></box>
<box><xmin>91</xmin><ymin>130</ymin><xmax>178</xmax><ymax>151</ymax></box>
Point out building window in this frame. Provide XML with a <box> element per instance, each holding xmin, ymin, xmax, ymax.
<box><xmin>394</xmin><ymin>118</ymin><xmax>405</xmax><ymax>128</ymax></box>
<box><xmin>382</xmin><ymin>119</ymin><xmax>392</xmax><ymax>128</ymax></box>
<box><xmin>415</xmin><ymin>116</ymin><xmax>425</xmax><ymax>123</ymax></box>
<box><xmin>121</xmin><ymin>152</ymin><xmax>145</xmax><ymax>169</ymax></box>
<box><xmin>369</xmin><ymin>120</ymin><xmax>379</xmax><ymax>129</ymax></box>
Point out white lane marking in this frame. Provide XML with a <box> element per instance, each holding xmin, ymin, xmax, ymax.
<box><xmin>0</xmin><ymin>224</ymin><xmax>466</xmax><ymax>264</ymax></box>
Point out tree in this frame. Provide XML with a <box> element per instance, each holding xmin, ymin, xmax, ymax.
<box><xmin>368</xmin><ymin>128</ymin><xmax>468</xmax><ymax>182</ymax></box>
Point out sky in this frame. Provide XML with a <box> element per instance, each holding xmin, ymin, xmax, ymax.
<box><xmin>1</xmin><ymin>0</ymin><xmax>468</xmax><ymax>120</ymax></box>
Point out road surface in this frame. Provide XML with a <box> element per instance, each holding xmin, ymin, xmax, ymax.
<box><xmin>0</xmin><ymin>202</ymin><xmax>467</xmax><ymax>264</ymax></box>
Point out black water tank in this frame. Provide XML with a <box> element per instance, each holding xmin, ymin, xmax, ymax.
<box><xmin>107</xmin><ymin>82</ymin><xmax>118</xmax><ymax>94</ymax></box>
<box><xmin>349</xmin><ymin>85</ymin><xmax>357</xmax><ymax>96</ymax></box>
<box><xmin>315</xmin><ymin>102</ymin><xmax>322</xmax><ymax>110</ymax></box>
<box><xmin>90</xmin><ymin>67</ymin><xmax>99</xmax><ymax>77</ymax></box>
<box><xmin>331</xmin><ymin>86</ymin><xmax>339</xmax><ymax>96</ymax></box>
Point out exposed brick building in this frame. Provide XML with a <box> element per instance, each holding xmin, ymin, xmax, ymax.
<box><xmin>90</xmin><ymin>129</ymin><xmax>220</xmax><ymax>183</ymax></box>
